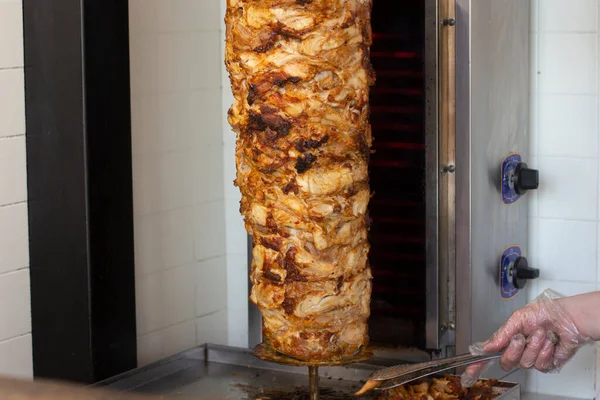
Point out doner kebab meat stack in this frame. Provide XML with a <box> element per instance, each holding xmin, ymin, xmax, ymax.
<box><xmin>225</xmin><ymin>0</ymin><xmax>375</xmax><ymax>362</ymax></box>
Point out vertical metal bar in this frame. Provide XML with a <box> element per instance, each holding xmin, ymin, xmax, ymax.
<box><xmin>454</xmin><ymin>0</ymin><xmax>472</xmax><ymax>357</ymax></box>
<box><xmin>424</xmin><ymin>0</ymin><xmax>441</xmax><ymax>354</ymax></box>
<box><xmin>247</xmin><ymin>235</ymin><xmax>262</xmax><ymax>348</ymax></box>
<box><xmin>438</xmin><ymin>0</ymin><xmax>457</xmax><ymax>357</ymax></box>
<box><xmin>308</xmin><ymin>366</ymin><xmax>319</xmax><ymax>400</ymax></box>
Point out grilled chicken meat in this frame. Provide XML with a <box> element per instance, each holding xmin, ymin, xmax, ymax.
<box><xmin>225</xmin><ymin>0</ymin><xmax>375</xmax><ymax>362</ymax></box>
<box><xmin>378</xmin><ymin>376</ymin><xmax>500</xmax><ymax>400</ymax></box>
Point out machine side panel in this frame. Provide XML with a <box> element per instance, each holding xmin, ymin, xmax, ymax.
<box><xmin>469</xmin><ymin>0</ymin><xmax>531</xmax><ymax>384</ymax></box>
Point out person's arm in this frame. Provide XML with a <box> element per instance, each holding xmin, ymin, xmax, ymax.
<box><xmin>558</xmin><ymin>291</ymin><xmax>600</xmax><ymax>341</ymax></box>
<box><xmin>461</xmin><ymin>289</ymin><xmax>596</xmax><ymax>386</ymax></box>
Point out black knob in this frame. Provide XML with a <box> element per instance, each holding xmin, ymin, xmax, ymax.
<box><xmin>512</xmin><ymin>256</ymin><xmax>539</xmax><ymax>289</ymax></box>
<box><xmin>513</xmin><ymin>162</ymin><xmax>539</xmax><ymax>195</ymax></box>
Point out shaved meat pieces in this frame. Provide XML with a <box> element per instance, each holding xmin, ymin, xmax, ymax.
<box><xmin>377</xmin><ymin>376</ymin><xmax>501</xmax><ymax>400</ymax></box>
<box><xmin>225</xmin><ymin>0</ymin><xmax>374</xmax><ymax>362</ymax></box>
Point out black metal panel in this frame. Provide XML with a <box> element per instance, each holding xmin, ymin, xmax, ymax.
<box><xmin>83</xmin><ymin>0</ymin><xmax>137</xmax><ymax>382</ymax></box>
<box><xmin>23</xmin><ymin>0</ymin><xmax>137</xmax><ymax>383</ymax></box>
<box><xmin>368</xmin><ymin>0</ymin><xmax>427</xmax><ymax>348</ymax></box>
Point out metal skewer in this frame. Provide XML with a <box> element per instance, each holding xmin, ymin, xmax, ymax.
<box><xmin>355</xmin><ymin>352</ymin><xmax>504</xmax><ymax>395</ymax></box>
<box><xmin>253</xmin><ymin>342</ymin><xmax>373</xmax><ymax>399</ymax></box>
<box><xmin>309</xmin><ymin>366</ymin><xmax>319</xmax><ymax>400</ymax></box>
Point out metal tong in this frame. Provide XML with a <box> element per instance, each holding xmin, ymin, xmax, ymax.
<box><xmin>355</xmin><ymin>352</ymin><xmax>502</xmax><ymax>395</ymax></box>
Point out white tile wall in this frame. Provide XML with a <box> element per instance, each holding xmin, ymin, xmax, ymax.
<box><xmin>226</xmin><ymin>254</ymin><xmax>249</xmax><ymax>348</ymax></box>
<box><xmin>220</xmin><ymin>0</ymin><xmax>250</xmax><ymax>348</ymax></box>
<box><xmin>537</xmin><ymin>157</ymin><xmax>598</xmax><ymax>220</ymax></box>
<box><xmin>129</xmin><ymin>0</ymin><xmax>230</xmax><ymax>366</ymax></box>
<box><xmin>0</xmin><ymin>0</ymin><xmax>32</xmax><ymax>379</ymax></box>
<box><xmin>538</xmin><ymin>95</ymin><xmax>598</xmax><ymax>157</ymax></box>
<box><xmin>0</xmin><ymin>0</ymin><xmax>23</xmax><ymax>70</ymax></box>
<box><xmin>194</xmin><ymin>201</ymin><xmax>226</xmax><ymax>260</ymax></box>
<box><xmin>196</xmin><ymin>256</ymin><xmax>227</xmax><ymax>317</ymax></box>
<box><xmin>136</xmin><ymin>264</ymin><xmax>196</xmax><ymax>335</ymax></box>
<box><xmin>0</xmin><ymin>269</ymin><xmax>30</xmax><ymax>341</ymax></box>
<box><xmin>0</xmin><ymin>68</ymin><xmax>25</xmax><ymax>137</ymax></box>
<box><xmin>0</xmin><ymin>203</ymin><xmax>28</xmax><ymax>275</ymax></box>
<box><xmin>161</xmin><ymin>207</ymin><xmax>195</xmax><ymax>268</ymax></box>
<box><xmin>136</xmin><ymin>320</ymin><xmax>196</xmax><ymax>366</ymax></box>
<box><xmin>0</xmin><ymin>335</ymin><xmax>32</xmax><ymax>379</ymax></box>
<box><xmin>528</xmin><ymin>1</ymin><xmax>600</xmax><ymax>398</ymax></box>
<box><xmin>537</xmin><ymin>219</ymin><xmax>597</xmax><ymax>282</ymax></box>
<box><xmin>154</xmin><ymin>0</ymin><xmax>221</xmax><ymax>32</ymax></box>
<box><xmin>539</xmin><ymin>0</ymin><xmax>598</xmax><ymax>32</ymax></box>
<box><xmin>195</xmin><ymin>310</ymin><xmax>228</xmax><ymax>346</ymax></box>
<box><xmin>0</xmin><ymin>135</ymin><xmax>27</xmax><ymax>206</ymax></box>
<box><xmin>539</xmin><ymin>34</ymin><xmax>598</xmax><ymax>94</ymax></box>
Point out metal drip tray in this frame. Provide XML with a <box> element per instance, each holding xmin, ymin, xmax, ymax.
<box><xmin>95</xmin><ymin>344</ymin><xmax>520</xmax><ymax>400</ymax></box>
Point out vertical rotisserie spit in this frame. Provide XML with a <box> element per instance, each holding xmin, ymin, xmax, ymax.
<box><xmin>225</xmin><ymin>0</ymin><xmax>375</xmax><ymax>363</ymax></box>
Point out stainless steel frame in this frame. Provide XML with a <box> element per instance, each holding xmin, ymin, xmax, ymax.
<box><xmin>454</xmin><ymin>0</ymin><xmax>472</xmax><ymax>361</ymax></box>
<box><xmin>436</xmin><ymin>0</ymin><xmax>459</xmax><ymax>359</ymax></box>
<box><xmin>454</xmin><ymin>0</ymin><xmax>531</xmax><ymax>386</ymax></box>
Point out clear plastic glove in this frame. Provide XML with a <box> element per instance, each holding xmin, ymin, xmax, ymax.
<box><xmin>460</xmin><ymin>289</ymin><xmax>591</xmax><ymax>387</ymax></box>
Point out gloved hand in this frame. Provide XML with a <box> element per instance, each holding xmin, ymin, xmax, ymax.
<box><xmin>460</xmin><ymin>289</ymin><xmax>591</xmax><ymax>387</ymax></box>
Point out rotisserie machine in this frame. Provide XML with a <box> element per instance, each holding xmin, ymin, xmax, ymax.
<box><xmin>97</xmin><ymin>0</ymin><xmax>540</xmax><ymax>398</ymax></box>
